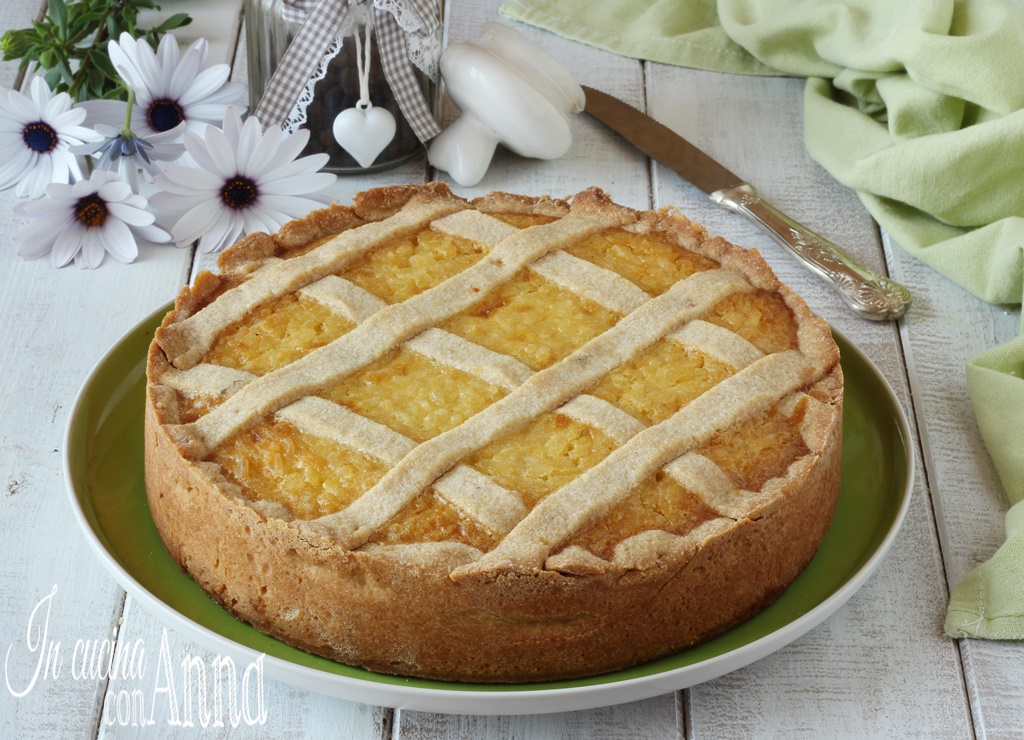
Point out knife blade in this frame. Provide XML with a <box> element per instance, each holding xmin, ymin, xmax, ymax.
<box><xmin>581</xmin><ymin>85</ymin><xmax>911</xmax><ymax>321</ymax></box>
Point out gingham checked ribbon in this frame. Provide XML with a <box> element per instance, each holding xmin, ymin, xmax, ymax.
<box><xmin>254</xmin><ymin>0</ymin><xmax>442</xmax><ymax>142</ymax></box>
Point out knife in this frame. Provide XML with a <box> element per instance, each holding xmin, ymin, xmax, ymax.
<box><xmin>581</xmin><ymin>85</ymin><xmax>911</xmax><ymax>321</ymax></box>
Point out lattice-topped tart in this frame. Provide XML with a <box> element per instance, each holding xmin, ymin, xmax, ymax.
<box><xmin>144</xmin><ymin>183</ymin><xmax>843</xmax><ymax>682</ymax></box>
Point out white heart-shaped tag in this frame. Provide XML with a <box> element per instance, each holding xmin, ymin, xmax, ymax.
<box><xmin>332</xmin><ymin>105</ymin><xmax>397</xmax><ymax>168</ymax></box>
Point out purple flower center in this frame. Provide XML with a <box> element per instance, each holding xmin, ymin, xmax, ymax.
<box><xmin>74</xmin><ymin>194</ymin><xmax>108</xmax><ymax>228</ymax></box>
<box><xmin>147</xmin><ymin>99</ymin><xmax>185</xmax><ymax>132</ymax></box>
<box><xmin>220</xmin><ymin>176</ymin><xmax>259</xmax><ymax>210</ymax></box>
<box><xmin>22</xmin><ymin>121</ymin><xmax>58</xmax><ymax>153</ymax></box>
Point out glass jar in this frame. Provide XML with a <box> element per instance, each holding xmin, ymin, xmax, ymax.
<box><xmin>244</xmin><ymin>0</ymin><xmax>440</xmax><ymax>174</ymax></box>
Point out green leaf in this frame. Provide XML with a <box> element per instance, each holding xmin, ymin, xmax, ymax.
<box><xmin>76</xmin><ymin>12</ymin><xmax>106</xmax><ymax>27</ymax></box>
<box><xmin>92</xmin><ymin>52</ymin><xmax>118</xmax><ymax>80</ymax></box>
<box><xmin>101</xmin><ymin>81</ymin><xmax>127</xmax><ymax>100</ymax></box>
<box><xmin>88</xmin><ymin>67</ymin><xmax>106</xmax><ymax>98</ymax></box>
<box><xmin>57</xmin><ymin>59</ymin><xmax>76</xmax><ymax>89</ymax></box>
<box><xmin>31</xmin><ymin>20</ymin><xmax>54</xmax><ymax>41</ymax></box>
<box><xmin>48</xmin><ymin>0</ymin><xmax>69</xmax><ymax>38</ymax></box>
<box><xmin>154</xmin><ymin>13</ymin><xmax>193</xmax><ymax>32</ymax></box>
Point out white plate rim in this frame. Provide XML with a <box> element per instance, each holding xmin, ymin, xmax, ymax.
<box><xmin>63</xmin><ymin>306</ymin><xmax>914</xmax><ymax>715</ymax></box>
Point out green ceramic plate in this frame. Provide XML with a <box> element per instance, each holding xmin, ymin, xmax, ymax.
<box><xmin>65</xmin><ymin>304</ymin><xmax>912</xmax><ymax>715</ymax></box>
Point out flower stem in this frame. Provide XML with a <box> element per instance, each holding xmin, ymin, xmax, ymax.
<box><xmin>121</xmin><ymin>89</ymin><xmax>136</xmax><ymax>137</ymax></box>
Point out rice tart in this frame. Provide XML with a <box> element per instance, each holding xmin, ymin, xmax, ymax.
<box><xmin>144</xmin><ymin>183</ymin><xmax>843</xmax><ymax>683</ymax></box>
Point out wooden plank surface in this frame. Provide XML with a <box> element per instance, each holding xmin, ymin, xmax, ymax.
<box><xmin>643</xmin><ymin>64</ymin><xmax>973</xmax><ymax>739</ymax></box>
<box><xmin>2</xmin><ymin>0</ymin><xmax>1023</xmax><ymax>736</ymax></box>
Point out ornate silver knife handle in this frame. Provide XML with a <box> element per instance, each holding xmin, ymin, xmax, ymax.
<box><xmin>711</xmin><ymin>184</ymin><xmax>911</xmax><ymax>321</ymax></box>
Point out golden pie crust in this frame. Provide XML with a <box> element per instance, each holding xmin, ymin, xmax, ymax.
<box><xmin>144</xmin><ymin>183</ymin><xmax>843</xmax><ymax>683</ymax></box>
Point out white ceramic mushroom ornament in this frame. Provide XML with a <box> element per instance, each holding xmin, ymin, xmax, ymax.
<box><xmin>428</xmin><ymin>23</ymin><xmax>585</xmax><ymax>186</ymax></box>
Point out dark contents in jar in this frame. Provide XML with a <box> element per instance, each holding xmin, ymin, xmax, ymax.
<box><xmin>302</xmin><ymin>29</ymin><xmax>428</xmax><ymax>172</ymax></box>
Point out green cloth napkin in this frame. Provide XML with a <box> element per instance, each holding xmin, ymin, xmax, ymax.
<box><xmin>502</xmin><ymin>0</ymin><xmax>1024</xmax><ymax>639</ymax></box>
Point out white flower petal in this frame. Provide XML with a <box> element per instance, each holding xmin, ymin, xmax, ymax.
<box><xmin>50</xmin><ymin>152</ymin><xmax>71</xmax><ymax>187</ymax></box>
<box><xmin>199</xmin><ymin>210</ymin><xmax>242</xmax><ymax>253</ymax></box>
<box><xmin>203</xmin><ymin>124</ymin><xmax>238</xmax><ymax>176</ymax></box>
<box><xmin>42</xmin><ymin>180</ymin><xmax>75</xmax><ymax>199</ymax></box>
<box><xmin>79</xmin><ymin>229</ymin><xmax>106</xmax><ymax>269</ymax></box>
<box><xmin>161</xmin><ymin>164</ymin><xmax>224</xmax><ymax>191</ymax></box>
<box><xmin>170</xmin><ymin>198</ymin><xmax>223</xmax><ymax>245</ymax></box>
<box><xmin>18</xmin><ymin>156</ymin><xmax>52</xmax><ymax>198</ymax></box>
<box><xmin>197</xmin><ymin>81</ymin><xmax>248</xmax><ymax>106</ymax></box>
<box><xmin>178</xmin><ymin>66</ymin><xmax>231</xmax><ymax>107</ymax></box>
<box><xmin>102</xmin><ymin>217</ymin><xmax>139</xmax><ymax>264</ymax></box>
<box><xmin>236</xmin><ymin>117</ymin><xmax>265</xmax><ymax>165</ymax></box>
<box><xmin>43</xmin><ymin>91</ymin><xmax>71</xmax><ymax>122</ymax></box>
<box><xmin>240</xmin><ymin>204</ymin><xmax>283</xmax><ymax>235</ymax></box>
<box><xmin>179</xmin><ymin>130</ymin><xmax>222</xmax><ymax>174</ymax></box>
<box><xmin>71</xmin><ymin>139</ymin><xmax>107</xmax><ymax>156</ymax></box>
<box><xmin>109</xmin><ymin>37</ymin><xmax>145</xmax><ymax>91</ymax></box>
<box><xmin>6</xmin><ymin>89</ymin><xmax>32</xmax><ymax>117</ymax></box>
<box><xmin>51</xmin><ymin>107</ymin><xmax>88</xmax><ymax>130</ymax></box>
<box><xmin>165</xmin><ymin>35</ymin><xmax>194</xmax><ymax>71</ymax></box>
<box><xmin>260</xmin><ymin>129</ymin><xmax>311</xmax><ymax>172</ymax></box>
<box><xmin>61</xmin><ymin>124</ymin><xmax>104</xmax><ymax>143</ymax></box>
<box><xmin>66</xmin><ymin>154</ymin><xmax>86</xmax><ymax>183</ymax></box>
<box><xmin>0</xmin><ymin>118</ymin><xmax>24</xmax><ymax>134</ymax></box>
<box><xmin>50</xmin><ymin>224</ymin><xmax>85</xmax><ymax>267</ymax></box>
<box><xmin>97</xmin><ymin>178</ymin><xmax>132</xmax><ymax>202</ymax></box>
<box><xmin>149</xmin><ymin>189</ymin><xmax>212</xmax><ymax>211</ymax></box>
<box><xmin>151</xmin><ymin>177</ymin><xmax>215</xmax><ymax>199</ymax></box>
<box><xmin>15</xmin><ymin>213</ymin><xmax>70</xmax><ymax>257</ymax></box>
<box><xmin>0</xmin><ymin>148</ymin><xmax>34</xmax><ymax>189</ymax></box>
<box><xmin>168</xmin><ymin>44</ymin><xmax>205</xmax><ymax>101</ymax></box>
<box><xmin>0</xmin><ymin>136</ymin><xmax>21</xmax><ymax>155</ymax></box>
<box><xmin>241</xmin><ymin>126</ymin><xmax>284</xmax><ymax>177</ymax></box>
<box><xmin>133</xmin><ymin>222</ymin><xmax>172</xmax><ymax>244</ymax></box>
<box><xmin>182</xmin><ymin>102</ymin><xmax>244</xmax><ymax>125</ymax></box>
<box><xmin>259</xmin><ymin>171</ymin><xmax>336</xmax><ymax>196</ymax></box>
<box><xmin>28</xmin><ymin>77</ymin><xmax>51</xmax><ymax>108</ymax></box>
<box><xmin>71</xmin><ymin>178</ymin><xmax>100</xmax><ymax>198</ymax></box>
<box><xmin>219</xmin><ymin>107</ymin><xmax>244</xmax><ymax>148</ymax></box>
<box><xmin>257</xmin><ymin>193</ymin><xmax>327</xmax><ymax>219</ymax></box>
<box><xmin>107</xmin><ymin>200</ymin><xmax>155</xmax><ymax>226</ymax></box>
<box><xmin>148</xmin><ymin>122</ymin><xmax>187</xmax><ymax>143</ymax></box>
<box><xmin>135</xmin><ymin>37</ymin><xmax>170</xmax><ymax>97</ymax></box>
<box><xmin>76</xmin><ymin>99</ymin><xmax>128</xmax><ymax>129</ymax></box>
<box><xmin>14</xmin><ymin>195</ymin><xmax>66</xmax><ymax>220</ymax></box>
<box><xmin>261</xmin><ymin>151</ymin><xmax>330</xmax><ymax>183</ymax></box>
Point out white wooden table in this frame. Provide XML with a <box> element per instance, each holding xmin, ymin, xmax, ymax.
<box><xmin>2</xmin><ymin>0</ymin><xmax>1022</xmax><ymax>736</ymax></box>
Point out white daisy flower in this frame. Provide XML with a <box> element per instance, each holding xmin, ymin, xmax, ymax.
<box><xmin>150</xmin><ymin>108</ymin><xmax>335</xmax><ymax>254</ymax></box>
<box><xmin>0</xmin><ymin>76</ymin><xmax>102</xmax><ymax>199</ymax></box>
<box><xmin>78</xmin><ymin>32</ymin><xmax>246</xmax><ymax>138</ymax></box>
<box><xmin>14</xmin><ymin>169</ymin><xmax>171</xmax><ymax>269</ymax></box>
